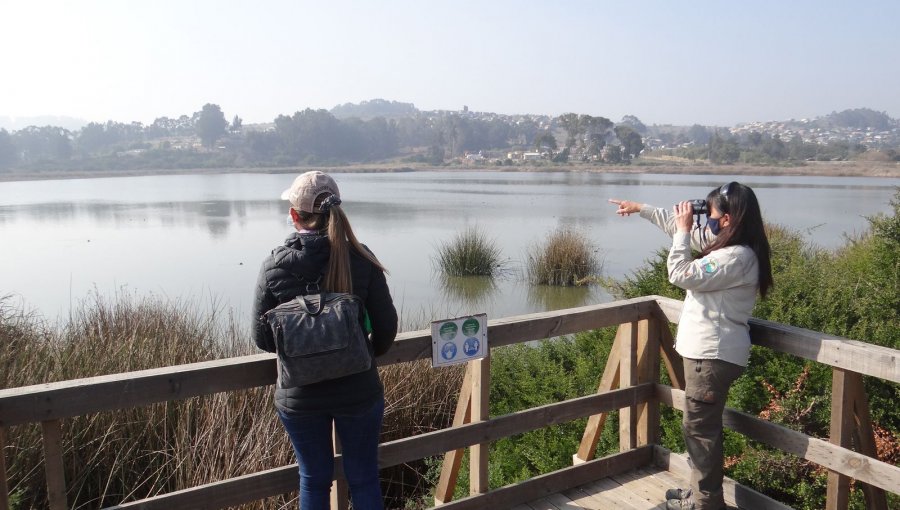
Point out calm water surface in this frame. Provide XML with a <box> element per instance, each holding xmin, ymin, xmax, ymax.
<box><xmin>0</xmin><ymin>171</ymin><xmax>896</xmax><ymax>327</ymax></box>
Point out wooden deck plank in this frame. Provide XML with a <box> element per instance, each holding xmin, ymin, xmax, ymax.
<box><xmin>562</xmin><ymin>485</ymin><xmax>643</xmax><ymax>510</ymax></box>
<box><xmin>520</xmin><ymin>464</ymin><xmax>801</xmax><ymax>510</ymax></box>
<box><xmin>522</xmin><ymin>496</ymin><xmax>563</xmax><ymax>510</ymax></box>
<box><xmin>611</xmin><ymin>469</ymin><xmax>669</xmax><ymax>504</ymax></box>
<box><xmin>545</xmin><ymin>492</ymin><xmax>587</xmax><ymax>509</ymax></box>
<box><xmin>578</xmin><ymin>477</ymin><xmax>658</xmax><ymax>510</ymax></box>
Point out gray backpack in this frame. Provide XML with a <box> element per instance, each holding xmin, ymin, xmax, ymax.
<box><xmin>264</xmin><ymin>292</ymin><xmax>372</xmax><ymax>388</ymax></box>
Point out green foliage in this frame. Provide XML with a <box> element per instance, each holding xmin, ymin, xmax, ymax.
<box><xmin>526</xmin><ymin>229</ymin><xmax>600</xmax><ymax>286</ymax></box>
<box><xmin>491</xmin><ymin>191</ymin><xmax>900</xmax><ymax>510</ymax></box>
<box><xmin>614</xmin><ymin>124</ymin><xmax>645</xmax><ymax>160</ymax></box>
<box><xmin>601</xmin><ymin>247</ymin><xmax>685</xmax><ymax>301</ymax></box>
<box><xmin>195</xmin><ymin>103</ymin><xmax>228</xmax><ymax>148</ymax></box>
<box><xmin>487</xmin><ymin>329</ymin><xmax>619</xmax><ymax>486</ymax></box>
<box><xmin>434</xmin><ymin>225</ymin><xmax>505</xmax><ymax>277</ymax></box>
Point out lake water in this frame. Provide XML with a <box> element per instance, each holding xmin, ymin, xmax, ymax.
<box><xmin>0</xmin><ymin>171</ymin><xmax>896</xmax><ymax>328</ymax></box>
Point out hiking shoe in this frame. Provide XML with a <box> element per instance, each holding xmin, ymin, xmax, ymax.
<box><xmin>666</xmin><ymin>496</ymin><xmax>696</xmax><ymax>510</ymax></box>
<box><xmin>665</xmin><ymin>488</ymin><xmax>691</xmax><ymax>500</ymax></box>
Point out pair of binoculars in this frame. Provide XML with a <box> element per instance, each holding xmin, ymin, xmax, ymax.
<box><xmin>689</xmin><ymin>199</ymin><xmax>708</xmax><ymax>215</ymax></box>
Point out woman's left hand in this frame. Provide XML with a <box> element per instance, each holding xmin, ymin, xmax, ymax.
<box><xmin>674</xmin><ymin>201</ymin><xmax>694</xmax><ymax>232</ymax></box>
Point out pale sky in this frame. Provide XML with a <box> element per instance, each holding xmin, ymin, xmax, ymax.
<box><xmin>2</xmin><ymin>0</ymin><xmax>898</xmax><ymax>127</ymax></box>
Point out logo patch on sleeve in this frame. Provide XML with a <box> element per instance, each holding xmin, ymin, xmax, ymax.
<box><xmin>700</xmin><ymin>257</ymin><xmax>719</xmax><ymax>274</ymax></box>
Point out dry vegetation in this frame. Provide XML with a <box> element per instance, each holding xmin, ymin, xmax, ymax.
<box><xmin>0</xmin><ymin>292</ymin><xmax>463</xmax><ymax>509</ymax></box>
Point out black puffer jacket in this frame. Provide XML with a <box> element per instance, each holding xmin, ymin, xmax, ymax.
<box><xmin>253</xmin><ymin>232</ymin><xmax>398</xmax><ymax>415</ymax></box>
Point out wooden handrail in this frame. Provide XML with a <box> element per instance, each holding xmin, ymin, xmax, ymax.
<box><xmin>0</xmin><ymin>296</ymin><xmax>659</xmax><ymax>428</ymax></box>
<box><xmin>653</xmin><ymin>296</ymin><xmax>900</xmax><ymax>383</ymax></box>
<box><xmin>656</xmin><ymin>385</ymin><xmax>900</xmax><ymax>495</ymax></box>
<box><xmin>2</xmin><ymin>295</ymin><xmax>898</xmax><ymax>510</ymax></box>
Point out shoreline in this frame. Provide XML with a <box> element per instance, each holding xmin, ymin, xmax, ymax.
<box><xmin>1</xmin><ymin>160</ymin><xmax>898</xmax><ymax>183</ymax></box>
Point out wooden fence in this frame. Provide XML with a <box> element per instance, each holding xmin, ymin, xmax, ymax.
<box><xmin>1</xmin><ymin>295</ymin><xmax>897</xmax><ymax>509</ymax></box>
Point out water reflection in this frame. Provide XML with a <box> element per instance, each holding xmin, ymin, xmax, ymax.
<box><xmin>526</xmin><ymin>284</ymin><xmax>601</xmax><ymax>311</ymax></box>
<box><xmin>437</xmin><ymin>275</ymin><xmax>499</xmax><ymax>308</ymax></box>
<box><xmin>0</xmin><ymin>199</ymin><xmax>282</xmax><ymax>238</ymax></box>
<box><xmin>0</xmin><ymin>171</ymin><xmax>894</xmax><ymax>323</ymax></box>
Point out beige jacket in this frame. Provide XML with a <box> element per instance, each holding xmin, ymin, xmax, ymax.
<box><xmin>640</xmin><ymin>206</ymin><xmax>759</xmax><ymax>366</ymax></box>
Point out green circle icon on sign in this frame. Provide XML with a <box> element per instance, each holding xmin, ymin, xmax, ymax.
<box><xmin>439</xmin><ymin>322</ymin><xmax>458</xmax><ymax>341</ymax></box>
<box><xmin>462</xmin><ymin>318</ymin><xmax>479</xmax><ymax>337</ymax></box>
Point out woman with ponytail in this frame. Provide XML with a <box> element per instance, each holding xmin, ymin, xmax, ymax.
<box><xmin>253</xmin><ymin>171</ymin><xmax>397</xmax><ymax>510</ymax></box>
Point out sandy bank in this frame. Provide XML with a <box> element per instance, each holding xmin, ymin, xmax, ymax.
<box><xmin>1</xmin><ymin>160</ymin><xmax>897</xmax><ymax>183</ymax></box>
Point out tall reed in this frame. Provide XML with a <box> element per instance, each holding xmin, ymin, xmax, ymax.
<box><xmin>0</xmin><ymin>292</ymin><xmax>463</xmax><ymax>509</ymax></box>
<box><xmin>526</xmin><ymin>228</ymin><xmax>600</xmax><ymax>286</ymax></box>
<box><xmin>434</xmin><ymin>225</ymin><xmax>505</xmax><ymax>277</ymax></box>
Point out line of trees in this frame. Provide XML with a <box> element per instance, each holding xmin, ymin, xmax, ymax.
<box><xmin>0</xmin><ymin>103</ymin><xmax>653</xmax><ymax>171</ymax></box>
<box><xmin>12</xmin><ymin>101</ymin><xmax>896</xmax><ymax>172</ymax></box>
<box><xmin>663</xmin><ymin>128</ymin><xmax>887</xmax><ymax>164</ymax></box>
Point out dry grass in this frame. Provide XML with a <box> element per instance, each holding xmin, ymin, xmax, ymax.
<box><xmin>526</xmin><ymin>229</ymin><xmax>601</xmax><ymax>286</ymax></box>
<box><xmin>0</xmin><ymin>292</ymin><xmax>463</xmax><ymax>509</ymax></box>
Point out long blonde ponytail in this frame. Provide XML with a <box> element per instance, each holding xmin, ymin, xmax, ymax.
<box><xmin>323</xmin><ymin>205</ymin><xmax>387</xmax><ymax>293</ymax></box>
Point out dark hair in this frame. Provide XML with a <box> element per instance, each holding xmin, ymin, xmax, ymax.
<box><xmin>700</xmin><ymin>181</ymin><xmax>773</xmax><ymax>298</ymax></box>
<box><xmin>297</xmin><ymin>193</ymin><xmax>387</xmax><ymax>293</ymax></box>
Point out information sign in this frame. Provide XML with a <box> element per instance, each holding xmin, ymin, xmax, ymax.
<box><xmin>431</xmin><ymin>313</ymin><xmax>487</xmax><ymax>368</ymax></box>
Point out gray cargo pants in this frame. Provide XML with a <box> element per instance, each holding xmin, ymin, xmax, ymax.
<box><xmin>682</xmin><ymin>357</ymin><xmax>744</xmax><ymax>510</ymax></box>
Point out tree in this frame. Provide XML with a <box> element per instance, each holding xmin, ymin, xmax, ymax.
<box><xmin>620</xmin><ymin>115</ymin><xmax>647</xmax><ymax>135</ymax></box>
<box><xmin>231</xmin><ymin>115</ymin><xmax>243</xmax><ymax>133</ymax></box>
<box><xmin>688</xmin><ymin>124</ymin><xmax>711</xmax><ymax>145</ymax></box>
<box><xmin>13</xmin><ymin>126</ymin><xmax>72</xmax><ymax>162</ymax></box>
<box><xmin>0</xmin><ymin>129</ymin><xmax>17</xmax><ymax>168</ymax></box>
<box><xmin>534</xmin><ymin>131</ymin><xmax>557</xmax><ymax>152</ymax></box>
<box><xmin>605</xmin><ymin>145</ymin><xmax>623</xmax><ymax>163</ymax></box>
<box><xmin>557</xmin><ymin>113</ymin><xmax>582</xmax><ymax>148</ymax></box>
<box><xmin>614</xmin><ymin>125</ymin><xmax>644</xmax><ymax>160</ymax></box>
<box><xmin>552</xmin><ymin>147</ymin><xmax>570</xmax><ymax>163</ymax></box>
<box><xmin>708</xmin><ymin>132</ymin><xmax>740</xmax><ymax>163</ymax></box>
<box><xmin>582</xmin><ymin>116</ymin><xmax>613</xmax><ymax>158</ymax></box>
<box><xmin>761</xmin><ymin>134</ymin><xmax>786</xmax><ymax>159</ymax></box>
<box><xmin>195</xmin><ymin>104</ymin><xmax>228</xmax><ymax>148</ymax></box>
<box><xmin>747</xmin><ymin>131</ymin><xmax>763</xmax><ymax>147</ymax></box>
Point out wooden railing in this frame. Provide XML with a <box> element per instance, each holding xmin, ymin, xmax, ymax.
<box><xmin>0</xmin><ymin>295</ymin><xmax>898</xmax><ymax>510</ymax></box>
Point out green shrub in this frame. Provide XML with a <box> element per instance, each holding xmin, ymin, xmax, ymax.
<box><xmin>526</xmin><ymin>229</ymin><xmax>600</xmax><ymax>286</ymax></box>
<box><xmin>434</xmin><ymin>225</ymin><xmax>505</xmax><ymax>277</ymax></box>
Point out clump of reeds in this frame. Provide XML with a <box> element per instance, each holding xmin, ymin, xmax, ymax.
<box><xmin>526</xmin><ymin>229</ymin><xmax>600</xmax><ymax>286</ymax></box>
<box><xmin>434</xmin><ymin>226</ymin><xmax>505</xmax><ymax>277</ymax></box>
<box><xmin>0</xmin><ymin>292</ymin><xmax>464</xmax><ymax>509</ymax></box>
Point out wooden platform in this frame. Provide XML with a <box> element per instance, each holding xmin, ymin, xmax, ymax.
<box><xmin>511</xmin><ymin>466</ymin><xmax>733</xmax><ymax>510</ymax></box>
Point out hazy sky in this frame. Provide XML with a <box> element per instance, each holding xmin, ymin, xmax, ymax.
<box><xmin>2</xmin><ymin>0</ymin><xmax>899</xmax><ymax>127</ymax></box>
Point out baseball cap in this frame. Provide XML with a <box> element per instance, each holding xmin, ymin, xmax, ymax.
<box><xmin>280</xmin><ymin>171</ymin><xmax>340</xmax><ymax>213</ymax></box>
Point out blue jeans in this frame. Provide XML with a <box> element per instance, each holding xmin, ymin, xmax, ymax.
<box><xmin>277</xmin><ymin>396</ymin><xmax>385</xmax><ymax>510</ymax></box>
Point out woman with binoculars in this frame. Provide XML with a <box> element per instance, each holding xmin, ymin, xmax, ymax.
<box><xmin>609</xmin><ymin>181</ymin><xmax>773</xmax><ymax>510</ymax></box>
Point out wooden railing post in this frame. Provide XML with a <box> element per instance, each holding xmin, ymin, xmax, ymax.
<box><xmin>434</xmin><ymin>365</ymin><xmax>473</xmax><ymax>505</ymax></box>
<box><xmin>619</xmin><ymin>322</ymin><xmax>638</xmax><ymax>452</ymax></box>
<box><xmin>470</xmin><ymin>354</ymin><xmax>490</xmax><ymax>495</ymax></box>
<box><xmin>41</xmin><ymin>420</ymin><xmax>67</xmax><ymax>510</ymax></box>
<box><xmin>636</xmin><ymin>319</ymin><xmax>661</xmax><ymax>446</ymax></box>
<box><xmin>826</xmin><ymin>368</ymin><xmax>888</xmax><ymax>510</ymax></box>
<box><xmin>826</xmin><ymin>368</ymin><xmax>853</xmax><ymax>510</ymax></box>
<box><xmin>1</xmin><ymin>427</ymin><xmax>9</xmax><ymax>510</ymax></box>
<box><xmin>573</xmin><ymin>325</ymin><xmax>623</xmax><ymax>463</ymax></box>
<box><xmin>658</xmin><ymin>323</ymin><xmax>685</xmax><ymax>391</ymax></box>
